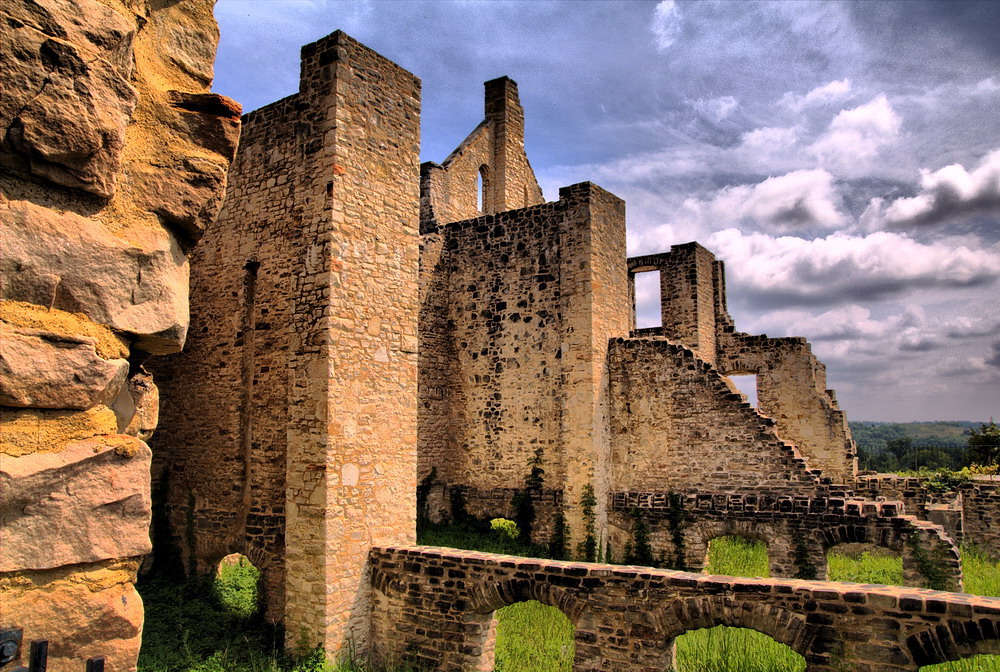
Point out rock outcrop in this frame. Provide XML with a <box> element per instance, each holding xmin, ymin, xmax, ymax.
<box><xmin>0</xmin><ymin>0</ymin><xmax>238</xmax><ymax>668</ymax></box>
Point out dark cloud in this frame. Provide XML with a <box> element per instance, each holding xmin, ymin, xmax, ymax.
<box><xmin>988</xmin><ymin>341</ymin><xmax>1000</xmax><ymax>368</ymax></box>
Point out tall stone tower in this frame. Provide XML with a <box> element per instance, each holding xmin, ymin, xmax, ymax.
<box><xmin>152</xmin><ymin>32</ymin><xmax>421</xmax><ymax>654</ymax></box>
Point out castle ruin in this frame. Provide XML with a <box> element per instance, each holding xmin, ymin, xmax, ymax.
<box><xmin>5</xmin><ymin>15</ymin><xmax>1000</xmax><ymax>672</ymax></box>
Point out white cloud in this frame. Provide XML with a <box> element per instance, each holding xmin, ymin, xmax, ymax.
<box><xmin>706</xmin><ymin>229</ymin><xmax>1000</xmax><ymax>305</ymax></box>
<box><xmin>740</xmin><ymin>126</ymin><xmax>800</xmax><ymax>150</ymax></box>
<box><xmin>688</xmin><ymin>95</ymin><xmax>738</xmax><ymax>123</ymax></box>
<box><xmin>861</xmin><ymin>149</ymin><xmax>1000</xmax><ymax>229</ymax></box>
<box><xmin>651</xmin><ymin>1</ymin><xmax>682</xmax><ymax>52</ymax></box>
<box><xmin>779</xmin><ymin>79</ymin><xmax>853</xmax><ymax>112</ymax></box>
<box><xmin>681</xmin><ymin>169</ymin><xmax>845</xmax><ymax>234</ymax></box>
<box><xmin>809</xmin><ymin>95</ymin><xmax>901</xmax><ymax>170</ymax></box>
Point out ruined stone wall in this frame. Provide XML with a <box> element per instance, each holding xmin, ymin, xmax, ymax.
<box><xmin>420</xmin><ymin>77</ymin><xmax>543</xmax><ymax>227</ymax></box>
<box><xmin>959</xmin><ymin>482</ymin><xmax>1000</xmax><ymax>553</ymax></box>
<box><xmin>606</xmin><ymin>491</ymin><xmax>963</xmax><ymax>591</ymax></box>
<box><xmin>717</xmin><ymin>331</ymin><xmax>857</xmax><ymax>481</ymax></box>
<box><xmin>418</xmin><ymin>183</ymin><xmax>629</xmax><ymax>547</ymax></box>
<box><xmin>0</xmin><ymin>0</ymin><xmax>238</xmax><ymax>669</ymax></box>
<box><xmin>627</xmin><ymin>243</ymin><xmax>856</xmax><ymax>483</ymax></box>
<box><xmin>608</xmin><ymin>338</ymin><xmax>820</xmax><ymax>494</ymax></box>
<box><xmin>370</xmin><ymin>545</ymin><xmax>1000</xmax><ymax>672</ymax></box>
<box><xmin>152</xmin><ymin>31</ymin><xmax>420</xmax><ymax>656</ymax></box>
<box><xmin>151</xmin><ymin>95</ymin><xmax>301</xmax><ymax>620</ymax></box>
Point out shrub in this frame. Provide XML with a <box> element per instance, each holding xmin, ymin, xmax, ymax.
<box><xmin>214</xmin><ymin>554</ymin><xmax>261</xmax><ymax>619</ymax></box>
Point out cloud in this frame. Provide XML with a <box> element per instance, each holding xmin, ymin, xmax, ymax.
<box><xmin>809</xmin><ymin>95</ymin><xmax>901</xmax><ymax>170</ymax></box>
<box><xmin>780</xmin><ymin>79</ymin><xmax>853</xmax><ymax>112</ymax></box>
<box><xmin>688</xmin><ymin>95</ymin><xmax>739</xmax><ymax>123</ymax></box>
<box><xmin>875</xmin><ymin>149</ymin><xmax>1000</xmax><ymax>228</ymax></box>
<box><xmin>945</xmin><ymin>317</ymin><xmax>1000</xmax><ymax>340</ymax></box>
<box><xmin>988</xmin><ymin>341</ymin><xmax>1000</xmax><ymax>368</ymax></box>
<box><xmin>706</xmin><ymin>229</ymin><xmax>1000</xmax><ymax>307</ymax></box>
<box><xmin>681</xmin><ymin>169</ymin><xmax>845</xmax><ymax>235</ymax></box>
<box><xmin>651</xmin><ymin>1</ymin><xmax>682</xmax><ymax>51</ymax></box>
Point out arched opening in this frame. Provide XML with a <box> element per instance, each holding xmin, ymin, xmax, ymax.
<box><xmin>673</xmin><ymin>626</ymin><xmax>806</xmax><ymax>672</ymax></box>
<box><xmin>826</xmin><ymin>542</ymin><xmax>903</xmax><ymax>585</ymax></box>
<box><xmin>478</xmin><ymin>164</ymin><xmax>490</xmax><ymax>214</ymax></box>
<box><xmin>214</xmin><ymin>552</ymin><xmax>262</xmax><ymax>619</ymax></box>
<box><xmin>493</xmin><ymin>599</ymin><xmax>574</xmax><ymax>671</ymax></box>
<box><xmin>705</xmin><ymin>535</ymin><xmax>769</xmax><ymax>578</ymax></box>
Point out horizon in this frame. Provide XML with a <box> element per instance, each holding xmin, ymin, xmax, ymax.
<box><xmin>210</xmin><ymin>0</ymin><xmax>1000</xmax><ymax>423</ymax></box>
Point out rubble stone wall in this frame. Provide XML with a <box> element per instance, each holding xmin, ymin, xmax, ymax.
<box><xmin>151</xmin><ymin>31</ymin><xmax>420</xmax><ymax>656</ymax></box>
<box><xmin>420</xmin><ymin>77</ymin><xmax>543</xmax><ymax>228</ymax></box>
<box><xmin>607</xmin><ymin>491</ymin><xmax>963</xmax><ymax>591</ymax></box>
<box><xmin>369</xmin><ymin>545</ymin><xmax>1000</xmax><ymax>672</ymax></box>
<box><xmin>0</xmin><ymin>0</ymin><xmax>238</xmax><ymax>669</ymax></box>
<box><xmin>418</xmin><ymin>183</ymin><xmax>628</xmax><ymax>547</ymax></box>
<box><xmin>608</xmin><ymin>338</ymin><xmax>820</xmax><ymax>494</ymax></box>
<box><xmin>151</xmin><ymin>94</ymin><xmax>301</xmax><ymax>620</ymax></box>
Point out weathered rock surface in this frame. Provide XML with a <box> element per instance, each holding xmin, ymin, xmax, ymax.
<box><xmin>0</xmin><ymin>0</ymin><xmax>138</xmax><ymax>197</ymax></box>
<box><xmin>0</xmin><ymin>323</ymin><xmax>128</xmax><ymax>409</ymax></box>
<box><xmin>132</xmin><ymin>92</ymin><xmax>240</xmax><ymax>243</ymax></box>
<box><xmin>0</xmin><ymin>435</ymin><xmax>152</xmax><ymax>572</ymax></box>
<box><xmin>0</xmin><ymin>405</ymin><xmax>118</xmax><ymax>457</ymax></box>
<box><xmin>0</xmin><ymin>571</ymin><xmax>143</xmax><ymax>672</ymax></box>
<box><xmin>0</xmin><ymin>200</ymin><xmax>189</xmax><ymax>354</ymax></box>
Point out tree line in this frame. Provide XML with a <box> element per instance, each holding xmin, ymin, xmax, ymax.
<box><xmin>852</xmin><ymin>420</ymin><xmax>999</xmax><ymax>473</ymax></box>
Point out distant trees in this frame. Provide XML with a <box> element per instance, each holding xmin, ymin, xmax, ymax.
<box><xmin>851</xmin><ymin>421</ymin><xmax>984</xmax><ymax>473</ymax></box>
<box><xmin>966</xmin><ymin>419</ymin><xmax>1000</xmax><ymax>467</ymax></box>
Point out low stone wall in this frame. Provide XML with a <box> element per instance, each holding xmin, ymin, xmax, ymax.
<box><xmin>608</xmin><ymin>491</ymin><xmax>963</xmax><ymax>591</ymax></box>
<box><xmin>369</xmin><ymin>545</ymin><xmax>1000</xmax><ymax>672</ymax></box>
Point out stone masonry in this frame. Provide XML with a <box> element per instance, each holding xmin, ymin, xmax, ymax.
<box><xmin>370</xmin><ymin>545</ymin><xmax>1000</xmax><ymax>672</ymax></box>
<box><xmin>91</xmin><ymin>24</ymin><xmax>993</xmax><ymax>671</ymax></box>
<box><xmin>151</xmin><ymin>31</ymin><xmax>420</xmax><ymax>655</ymax></box>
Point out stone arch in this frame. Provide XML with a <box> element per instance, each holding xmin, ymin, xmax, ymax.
<box><xmin>467</xmin><ymin>577</ymin><xmax>588</xmax><ymax>625</ymax></box>
<box><xmin>907</xmin><ymin>620</ymin><xmax>1000</xmax><ymax>667</ymax></box>
<box><xmin>687</xmin><ymin>518</ymin><xmax>785</xmax><ymax>577</ymax></box>
<box><xmin>662</xmin><ymin>596</ymin><xmax>817</xmax><ymax>662</ymax></box>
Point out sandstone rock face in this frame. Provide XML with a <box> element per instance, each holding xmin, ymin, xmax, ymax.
<box><xmin>0</xmin><ymin>436</ymin><xmax>152</xmax><ymax>572</ymax></box>
<box><xmin>0</xmin><ymin>563</ymin><xmax>143</xmax><ymax>672</ymax></box>
<box><xmin>0</xmin><ymin>0</ymin><xmax>138</xmax><ymax>197</ymax></box>
<box><xmin>0</xmin><ymin>323</ymin><xmax>128</xmax><ymax>409</ymax></box>
<box><xmin>0</xmin><ymin>200</ymin><xmax>190</xmax><ymax>354</ymax></box>
<box><xmin>0</xmin><ymin>0</ymin><xmax>238</xmax><ymax>667</ymax></box>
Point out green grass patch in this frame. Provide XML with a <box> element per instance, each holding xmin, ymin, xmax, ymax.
<box><xmin>495</xmin><ymin>601</ymin><xmax>574</xmax><ymax>672</ymax></box>
<box><xmin>826</xmin><ymin>546</ymin><xmax>904</xmax><ymax>585</ymax></box>
<box><xmin>675</xmin><ymin>627</ymin><xmax>805</xmax><ymax>672</ymax></box>
<box><xmin>705</xmin><ymin>536</ymin><xmax>769</xmax><ymax>578</ymax></box>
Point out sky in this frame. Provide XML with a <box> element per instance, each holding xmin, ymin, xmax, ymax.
<box><xmin>210</xmin><ymin>1</ymin><xmax>1000</xmax><ymax>423</ymax></box>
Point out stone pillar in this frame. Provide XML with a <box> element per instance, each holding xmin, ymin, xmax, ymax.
<box><xmin>659</xmin><ymin>242</ymin><xmax>720</xmax><ymax>367</ymax></box>
<box><xmin>556</xmin><ymin>183</ymin><xmax>630</xmax><ymax>558</ymax></box>
<box><xmin>282</xmin><ymin>32</ymin><xmax>420</xmax><ymax>656</ymax></box>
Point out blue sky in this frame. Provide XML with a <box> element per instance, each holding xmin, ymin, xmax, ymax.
<box><xmin>211</xmin><ymin>1</ymin><xmax>1000</xmax><ymax>423</ymax></box>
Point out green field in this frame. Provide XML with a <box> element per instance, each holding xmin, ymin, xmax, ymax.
<box><xmin>138</xmin><ymin>536</ymin><xmax>1000</xmax><ymax>671</ymax></box>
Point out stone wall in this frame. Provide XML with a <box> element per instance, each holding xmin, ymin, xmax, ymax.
<box><xmin>607</xmin><ymin>491</ymin><xmax>963</xmax><ymax>591</ymax></box>
<box><xmin>608</xmin><ymin>338</ymin><xmax>820</xmax><ymax>494</ymax></box>
<box><xmin>369</xmin><ymin>545</ymin><xmax>1000</xmax><ymax>672</ymax></box>
<box><xmin>151</xmin><ymin>31</ymin><xmax>420</xmax><ymax>656</ymax></box>
<box><xmin>628</xmin><ymin>243</ymin><xmax>857</xmax><ymax>482</ymax></box>
<box><xmin>418</xmin><ymin>183</ymin><xmax>629</xmax><ymax>549</ymax></box>
<box><xmin>420</xmin><ymin>77</ymin><xmax>543</xmax><ymax>228</ymax></box>
<box><xmin>0</xmin><ymin>0</ymin><xmax>238</xmax><ymax>669</ymax></box>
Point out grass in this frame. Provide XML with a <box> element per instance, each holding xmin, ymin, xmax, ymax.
<box><xmin>827</xmin><ymin>546</ymin><xmax>904</xmax><ymax>585</ymax></box>
<box><xmin>495</xmin><ymin>601</ymin><xmax>574</xmax><ymax>672</ymax></box>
